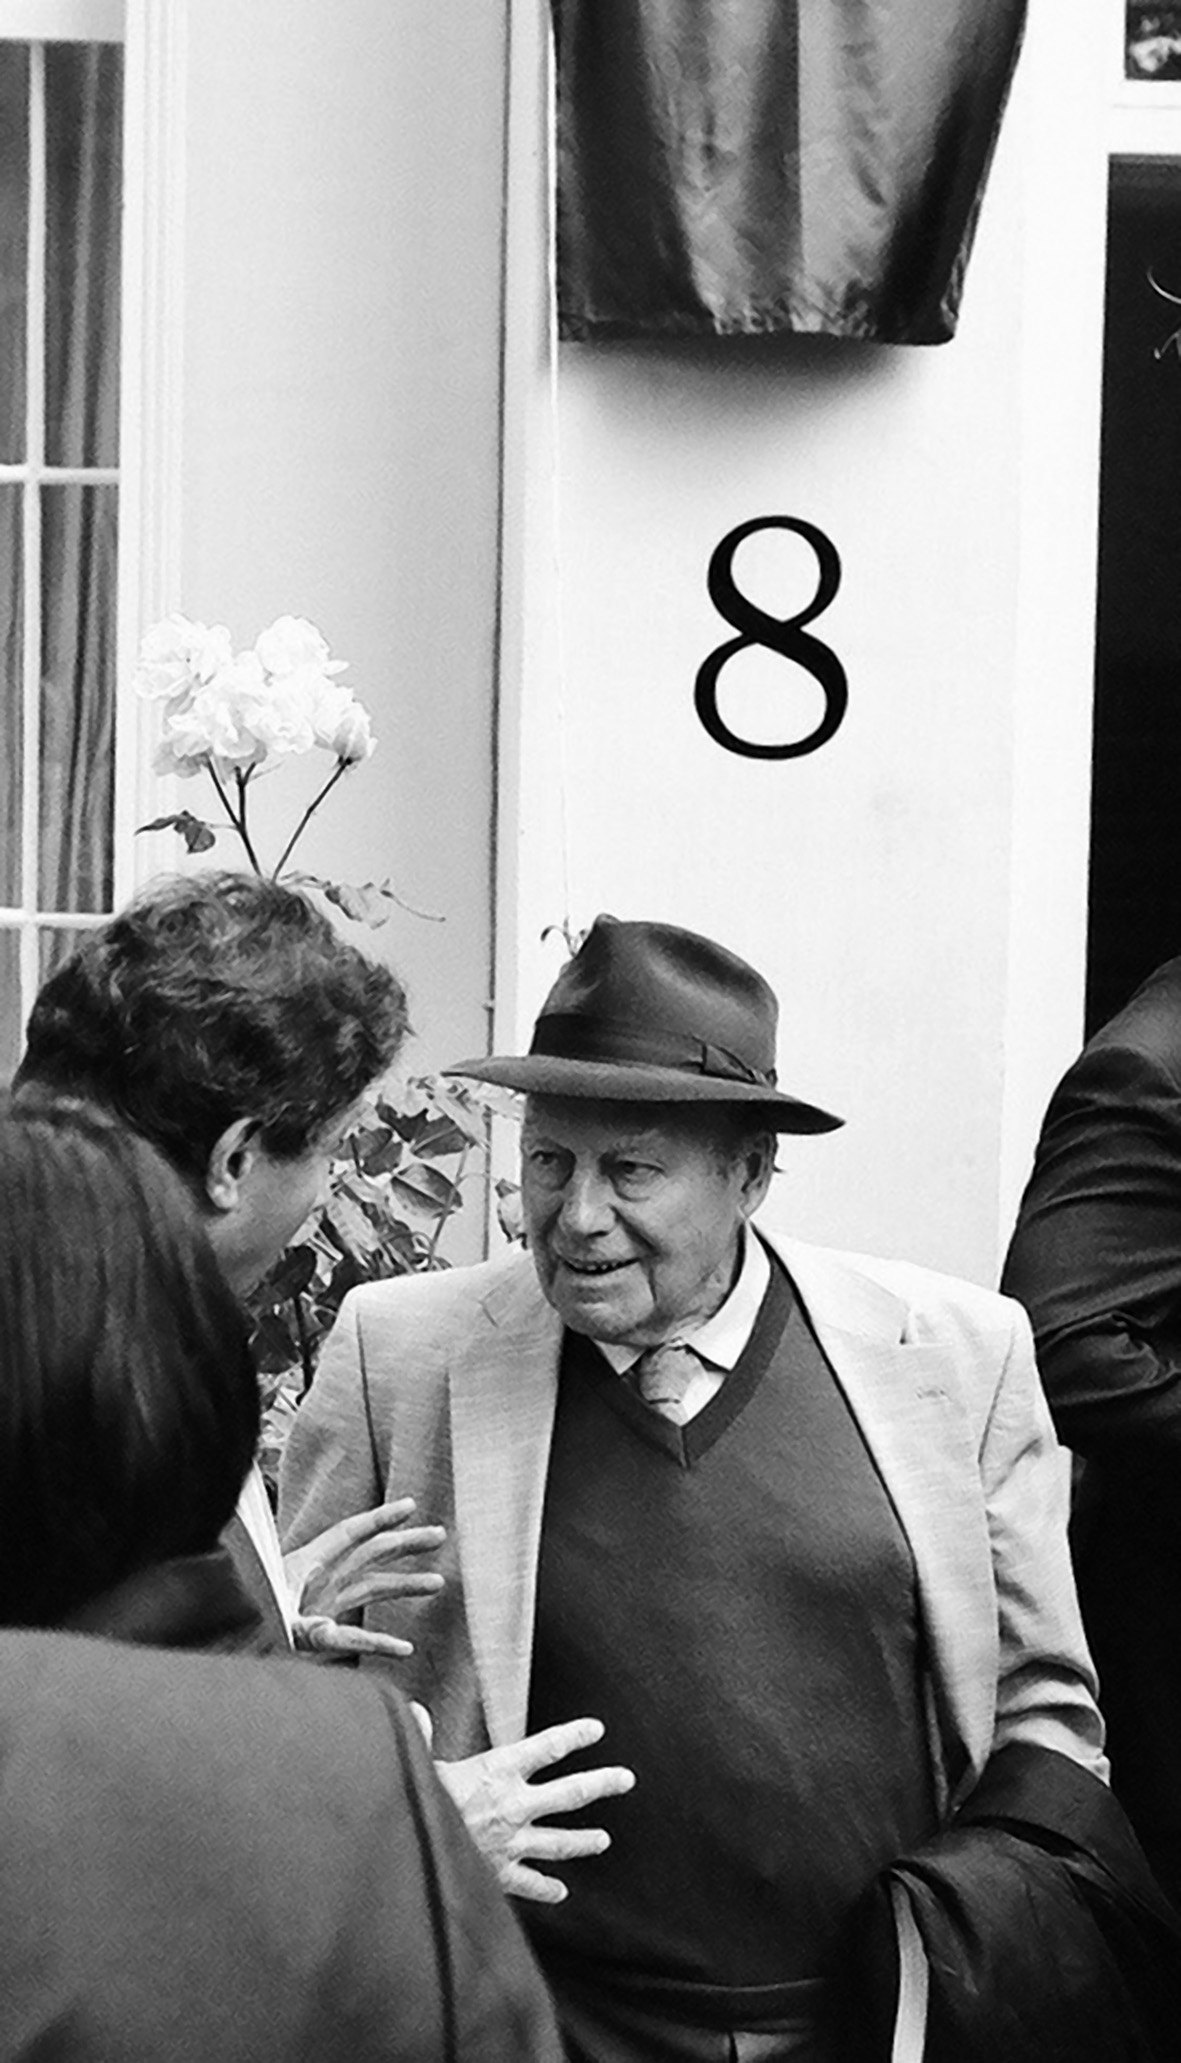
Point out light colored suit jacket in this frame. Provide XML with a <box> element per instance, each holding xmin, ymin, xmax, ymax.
<box><xmin>279</xmin><ymin>1227</ymin><xmax>1107</xmax><ymax>1807</ymax></box>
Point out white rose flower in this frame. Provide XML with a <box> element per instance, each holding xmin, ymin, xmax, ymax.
<box><xmin>255</xmin><ymin>615</ymin><xmax>345</xmax><ymax>681</ymax></box>
<box><xmin>133</xmin><ymin>614</ymin><xmax>233</xmax><ymax>711</ymax></box>
<box><xmin>158</xmin><ymin>654</ymin><xmax>272</xmax><ymax>771</ymax></box>
<box><xmin>248</xmin><ymin>672</ymin><xmax>320</xmax><ymax>758</ymax></box>
<box><xmin>328</xmin><ymin>699</ymin><xmax>376</xmax><ymax>764</ymax></box>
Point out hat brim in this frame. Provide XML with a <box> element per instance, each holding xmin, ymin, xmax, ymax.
<box><xmin>444</xmin><ymin>1056</ymin><xmax>843</xmax><ymax>1134</ymax></box>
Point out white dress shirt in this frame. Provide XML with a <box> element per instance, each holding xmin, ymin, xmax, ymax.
<box><xmin>595</xmin><ymin>1228</ymin><xmax>771</xmax><ymax>1421</ymax></box>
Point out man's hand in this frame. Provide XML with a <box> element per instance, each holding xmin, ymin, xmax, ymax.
<box><xmin>436</xmin><ymin>1717</ymin><xmax>636</xmax><ymax>1903</ymax></box>
<box><xmin>284</xmin><ymin>1498</ymin><xmax>445</xmax><ymax>1660</ymax></box>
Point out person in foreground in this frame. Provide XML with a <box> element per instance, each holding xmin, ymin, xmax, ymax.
<box><xmin>0</xmin><ymin>1095</ymin><xmax>562</xmax><ymax>2060</ymax></box>
<box><xmin>14</xmin><ymin>870</ymin><xmax>443</xmax><ymax>1657</ymax></box>
<box><xmin>0</xmin><ymin>1630</ymin><xmax>563</xmax><ymax>2063</ymax></box>
<box><xmin>1001</xmin><ymin>950</ymin><xmax>1181</xmax><ymax>1904</ymax></box>
<box><xmin>282</xmin><ymin>917</ymin><xmax>1181</xmax><ymax>2060</ymax></box>
<box><xmin>0</xmin><ymin>1092</ymin><xmax>268</xmax><ymax>1645</ymax></box>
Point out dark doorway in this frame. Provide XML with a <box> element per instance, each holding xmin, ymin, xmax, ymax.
<box><xmin>1089</xmin><ymin>156</ymin><xmax>1181</xmax><ymax>1035</ymax></box>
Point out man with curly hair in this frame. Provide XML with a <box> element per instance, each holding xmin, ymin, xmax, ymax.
<box><xmin>15</xmin><ymin>869</ymin><xmax>442</xmax><ymax>1659</ymax></box>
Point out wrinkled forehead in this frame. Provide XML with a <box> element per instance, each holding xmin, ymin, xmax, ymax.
<box><xmin>521</xmin><ymin>1094</ymin><xmax>721</xmax><ymax>1152</ymax></box>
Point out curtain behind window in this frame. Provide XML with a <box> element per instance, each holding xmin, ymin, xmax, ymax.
<box><xmin>0</xmin><ymin>40</ymin><xmax>121</xmax><ymax>942</ymax></box>
<box><xmin>552</xmin><ymin>0</ymin><xmax>1027</xmax><ymax>344</ymax></box>
<box><xmin>40</xmin><ymin>41</ymin><xmax>121</xmax><ymax>917</ymax></box>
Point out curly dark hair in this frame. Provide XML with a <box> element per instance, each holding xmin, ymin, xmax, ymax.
<box><xmin>0</xmin><ymin>1094</ymin><xmax>261</xmax><ymax>1628</ymax></box>
<box><xmin>15</xmin><ymin>872</ymin><xmax>410</xmax><ymax>1184</ymax></box>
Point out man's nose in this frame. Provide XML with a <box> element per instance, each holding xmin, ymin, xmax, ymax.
<box><xmin>557</xmin><ymin>1167</ymin><xmax>613</xmax><ymax>1236</ymax></box>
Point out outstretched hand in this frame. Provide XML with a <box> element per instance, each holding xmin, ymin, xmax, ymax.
<box><xmin>284</xmin><ymin>1498</ymin><xmax>445</xmax><ymax>1659</ymax></box>
<box><xmin>436</xmin><ymin>1717</ymin><xmax>636</xmax><ymax>1903</ymax></box>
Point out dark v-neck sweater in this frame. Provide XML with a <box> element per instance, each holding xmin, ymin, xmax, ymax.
<box><xmin>525</xmin><ymin>1259</ymin><xmax>935</xmax><ymax>2006</ymax></box>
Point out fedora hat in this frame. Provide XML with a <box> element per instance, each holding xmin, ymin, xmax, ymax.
<box><xmin>446</xmin><ymin>915</ymin><xmax>842</xmax><ymax>1133</ymax></box>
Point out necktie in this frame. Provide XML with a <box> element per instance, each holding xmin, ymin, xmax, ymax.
<box><xmin>628</xmin><ymin>1340</ymin><xmax>700</xmax><ymax>1423</ymax></box>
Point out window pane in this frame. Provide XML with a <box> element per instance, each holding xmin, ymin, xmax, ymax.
<box><xmin>0</xmin><ymin>485</ymin><xmax>22</xmax><ymax>906</ymax></box>
<box><xmin>0</xmin><ymin>46</ymin><xmax>29</xmax><ymax>464</ymax></box>
<box><xmin>39</xmin><ymin>483</ymin><xmax>117</xmax><ymax>914</ymax></box>
<box><xmin>38</xmin><ymin>923</ymin><xmax>89</xmax><ymax>987</ymax></box>
<box><xmin>0</xmin><ymin>928</ymin><xmax>21</xmax><ymax>1082</ymax></box>
<box><xmin>44</xmin><ymin>41</ymin><xmax>122</xmax><ymax>469</ymax></box>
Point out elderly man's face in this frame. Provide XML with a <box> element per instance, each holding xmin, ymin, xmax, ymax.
<box><xmin>520</xmin><ymin>1097</ymin><xmax>772</xmax><ymax>1347</ymax></box>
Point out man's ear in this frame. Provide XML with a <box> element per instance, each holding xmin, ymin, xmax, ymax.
<box><xmin>204</xmin><ymin>1117</ymin><xmax>261</xmax><ymax>1215</ymax></box>
<box><xmin>738</xmin><ymin>1133</ymin><xmax>776</xmax><ymax>1219</ymax></box>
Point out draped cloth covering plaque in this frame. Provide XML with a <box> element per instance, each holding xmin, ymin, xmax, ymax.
<box><xmin>551</xmin><ymin>0</ymin><xmax>1027</xmax><ymax>344</ymax></box>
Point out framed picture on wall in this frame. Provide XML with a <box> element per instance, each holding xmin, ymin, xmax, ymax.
<box><xmin>1127</xmin><ymin>5</ymin><xmax>1181</xmax><ymax>81</ymax></box>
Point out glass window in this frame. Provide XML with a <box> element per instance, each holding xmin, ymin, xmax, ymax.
<box><xmin>0</xmin><ymin>32</ymin><xmax>122</xmax><ymax>1076</ymax></box>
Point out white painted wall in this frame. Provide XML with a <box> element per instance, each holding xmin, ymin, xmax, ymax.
<box><xmin>499</xmin><ymin>0</ymin><xmax>1110</xmax><ymax>1286</ymax></box>
<box><xmin>170</xmin><ymin>0</ymin><xmax>506</xmax><ymax>1140</ymax></box>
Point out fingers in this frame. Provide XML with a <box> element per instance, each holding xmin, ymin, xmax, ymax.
<box><xmin>502</xmin><ymin>1863</ymin><xmax>574</xmax><ymax>1904</ymax></box>
<box><xmin>319</xmin><ymin>1499</ymin><xmax>421</xmax><ymax>1548</ymax></box>
<box><xmin>292</xmin><ymin>1616</ymin><xmax>413</xmax><ymax>1658</ymax></box>
<box><xmin>327</xmin><ymin>1569</ymin><xmax>445</xmax><ymax>1615</ymax></box>
<box><xmin>513</xmin><ymin>1825</ymin><xmax>612</xmax><ymax>1862</ymax></box>
<box><xmin>510</xmin><ymin>1715</ymin><xmax>608</xmax><ymax>1778</ymax></box>
<box><xmin>528</xmin><ymin>1764</ymin><xmax>636</xmax><ymax>1817</ymax></box>
<box><xmin>307</xmin><ymin>1525</ymin><xmax>447</xmax><ymax>1578</ymax></box>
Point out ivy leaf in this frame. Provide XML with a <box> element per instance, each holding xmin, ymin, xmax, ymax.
<box><xmin>263</xmin><ymin>1244</ymin><xmax>319</xmax><ymax>1302</ymax></box>
<box><xmin>291</xmin><ymin>874</ymin><xmax>445</xmax><ymax>929</ymax></box>
<box><xmin>388</xmin><ymin>1161</ymin><xmax>460</xmax><ymax>1218</ymax></box>
<box><xmin>137</xmin><ymin>811</ymin><xmax>218</xmax><ymax>854</ymax></box>
<box><xmin>322</xmin><ymin>1189</ymin><xmax>383</xmax><ymax>1257</ymax></box>
<box><xmin>410</xmin><ymin>1115</ymin><xmax>471</xmax><ymax>1161</ymax></box>
<box><xmin>355</xmin><ymin>1130</ymin><xmax>404</xmax><ymax>1176</ymax></box>
<box><xmin>414</xmin><ymin>1077</ymin><xmax>490</xmax><ymax>1146</ymax></box>
<box><xmin>250</xmin><ymin>1309</ymin><xmax>303</xmax><ymax>1375</ymax></box>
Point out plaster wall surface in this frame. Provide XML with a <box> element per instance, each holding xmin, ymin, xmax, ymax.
<box><xmin>502</xmin><ymin>1</ymin><xmax>1108</xmax><ymax>1286</ymax></box>
<box><xmin>175</xmin><ymin>0</ymin><xmax>504</xmax><ymax>1140</ymax></box>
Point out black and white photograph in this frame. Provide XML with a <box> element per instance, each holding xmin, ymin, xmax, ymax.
<box><xmin>2</xmin><ymin>3</ymin><xmax>1181</xmax><ymax>2059</ymax></box>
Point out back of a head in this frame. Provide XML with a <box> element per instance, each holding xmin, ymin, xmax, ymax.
<box><xmin>0</xmin><ymin>1095</ymin><xmax>260</xmax><ymax>1628</ymax></box>
<box><xmin>14</xmin><ymin>871</ymin><xmax>410</xmax><ymax>1186</ymax></box>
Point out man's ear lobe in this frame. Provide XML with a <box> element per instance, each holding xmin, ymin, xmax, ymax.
<box><xmin>205</xmin><ymin>1116</ymin><xmax>261</xmax><ymax>1214</ymax></box>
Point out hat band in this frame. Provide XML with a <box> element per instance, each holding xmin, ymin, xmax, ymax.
<box><xmin>529</xmin><ymin>1011</ymin><xmax>777</xmax><ymax>1089</ymax></box>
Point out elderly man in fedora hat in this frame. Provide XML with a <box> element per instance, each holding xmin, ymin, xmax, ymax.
<box><xmin>280</xmin><ymin>917</ymin><xmax>1106</xmax><ymax>2062</ymax></box>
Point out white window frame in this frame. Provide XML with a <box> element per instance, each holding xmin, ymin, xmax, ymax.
<box><xmin>0</xmin><ymin>0</ymin><xmax>184</xmax><ymax>1052</ymax></box>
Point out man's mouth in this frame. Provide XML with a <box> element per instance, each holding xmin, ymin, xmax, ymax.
<box><xmin>554</xmin><ymin>1256</ymin><xmax>633</xmax><ymax>1277</ymax></box>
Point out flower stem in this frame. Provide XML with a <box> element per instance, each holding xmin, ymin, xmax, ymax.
<box><xmin>271</xmin><ymin>758</ymin><xmax>349</xmax><ymax>881</ymax></box>
<box><xmin>233</xmin><ymin>769</ymin><xmax>265</xmax><ymax>876</ymax></box>
<box><xmin>206</xmin><ymin>763</ymin><xmax>264</xmax><ymax>876</ymax></box>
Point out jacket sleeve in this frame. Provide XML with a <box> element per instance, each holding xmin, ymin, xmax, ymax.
<box><xmin>278</xmin><ymin>1292</ymin><xmax>384</xmax><ymax>1551</ymax></box>
<box><xmin>1001</xmin><ymin>1040</ymin><xmax>1181</xmax><ymax>1458</ymax></box>
<box><xmin>976</xmin><ymin>1291</ymin><xmax>1107</xmax><ymax>1780</ymax></box>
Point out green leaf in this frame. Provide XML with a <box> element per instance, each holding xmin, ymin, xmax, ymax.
<box><xmin>293</xmin><ymin>875</ymin><xmax>444</xmax><ymax>928</ymax></box>
<box><xmin>388</xmin><ymin>1161</ymin><xmax>460</xmax><ymax>1218</ymax></box>
<box><xmin>137</xmin><ymin>811</ymin><xmax>218</xmax><ymax>854</ymax></box>
<box><xmin>323</xmin><ymin>1189</ymin><xmax>382</xmax><ymax>1256</ymax></box>
<box><xmin>356</xmin><ymin>1131</ymin><xmax>403</xmax><ymax>1175</ymax></box>
<box><xmin>414</xmin><ymin>1076</ymin><xmax>491</xmax><ymax>1145</ymax></box>
<box><xmin>411</xmin><ymin>1115</ymin><xmax>474</xmax><ymax>1161</ymax></box>
<box><xmin>250</xmin><ymin>1309</ymin><xmax>303</xmax><ymax>1375</ymax></box>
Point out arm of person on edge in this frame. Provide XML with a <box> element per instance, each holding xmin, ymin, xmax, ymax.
<box><xmin>436</xmin><ymin>1715</ymin><xmax>637</xmax><ymax>1903</ymax></box>
<box><xmin>285</xmin><ymin>1498</ymin><xmax>446</xmax><ymax>1658</ymax></box>
<box><xmin>1001</xmin><ymin>1040</ymin><xmax>1181</xmax><ymax>1459</ymax></box>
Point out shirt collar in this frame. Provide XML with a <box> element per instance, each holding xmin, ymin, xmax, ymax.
<box><xmin>595</xmin><ymin>1226</ymin><xmax>771</xmax><ymax>1374</ymax></box>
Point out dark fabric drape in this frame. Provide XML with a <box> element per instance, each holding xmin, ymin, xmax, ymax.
<box><xmin>830</xmin><ymin>1743</ymin><xmax>1181</xmax><ymax>2061</ymax></box>
<box><xmin>551</xmin><ymin>0</ymin><xmax>1027</xmax><ymax>344</ymax></box>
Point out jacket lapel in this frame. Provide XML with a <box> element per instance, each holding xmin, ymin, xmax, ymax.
<box><xmin>770</xmin><ymin>1235</ymin><xmax>999</xmax><ymax>1790</ymax></box>
<box><xmin>449</xmin><ymin>1259</ymin><xmax>563</xmax><ymax>1745</ymax></box>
